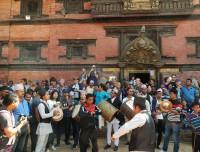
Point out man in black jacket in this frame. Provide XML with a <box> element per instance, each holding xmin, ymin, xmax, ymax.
<box><xmin>104</xmin><ymin>89</ymin><xmax>122</xmax><ymax>151</ymax></box>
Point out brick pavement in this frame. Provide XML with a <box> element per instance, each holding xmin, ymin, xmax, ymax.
<box><xmin>47</xmin><ymin>136</ymin><xmax>192</xmax><ymax>152</ymax></box>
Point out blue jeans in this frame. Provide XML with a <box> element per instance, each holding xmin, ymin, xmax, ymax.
<box><xmin>162</xmin><ymin>121</ymin><xmax>180</xmax><ymax>152</ymax></box>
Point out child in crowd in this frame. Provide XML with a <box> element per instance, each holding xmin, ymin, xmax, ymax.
<box><xmin>79</xmin><ymin>94</ymin><xmax>102</xmax><ymax>152</ymax></box>
<box><xmin>184</xmin><ymin>102</ymin><xmax>200</xmax><ymax>152</ymax></box>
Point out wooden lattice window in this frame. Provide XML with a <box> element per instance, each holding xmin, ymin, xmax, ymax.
<box><xmin>58</xmin><ymin>39</ymin><xmax>96</xmax><ymax>59</ymax></box>
<box><xmin>64</xmin><ymin>0</ymin><xmax>83</xmax><ymax>14</ymax></box>
<box><xmin>20</xmin><ymin>0</ymin><xmax>42</xmax><ymax>17</ymax></box>
<box><xmin>14</xmin><ymin>41</ymin><xmax>48</xmax><ymax>62</ymax></box>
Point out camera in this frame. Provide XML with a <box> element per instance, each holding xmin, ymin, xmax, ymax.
<box><xmin>18</xmin><ymin>114</ymin><xmax>32</xmax><ymax>122</ymax></box>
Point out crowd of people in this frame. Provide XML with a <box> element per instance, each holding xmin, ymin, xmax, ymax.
<box><xmin>0</xmin><ymin>66</ymin><xmax>200</xmax><ymax>152</ymax></box>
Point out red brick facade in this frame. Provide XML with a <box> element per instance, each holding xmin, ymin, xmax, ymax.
<box><xmin>0</xmin><ymin>0</ymin><xmax>200</xmax><ymax>84</ymax></box>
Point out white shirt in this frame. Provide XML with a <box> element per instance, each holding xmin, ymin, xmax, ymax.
<box><xmin>36</xmin><ymin>102</ymin><xmax>53</xmax><ymax>135</ymax></box>
<box><xmin>122</xmin><ymin>97</ymin><xmax>151</xmax><ymax>115</ymax></box>
<box><xmin>47</xmin><ymin>100</ymin><xmax>57</xmax><ymax>111</ymax></box>
<box><xmin>106</xmin><ymin>97</ymin><xmax>119</xmax><ymax>124</ymax></box>
<box><xmin>113</xmin><ymin>110</ymin><xmax>147</xmax><ymax>138</ymax></box>
<box><xmin>156</xmin><ymin>100</ymin><xmax>163</xmax><ymax>120</ymax></box>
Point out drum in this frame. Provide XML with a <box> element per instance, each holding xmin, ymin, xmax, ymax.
<box><xmin>52</xmin><ymin>107</ymin><xmax>63</xmax><ymax>122</ymax></box>
<box><xmin>72</xmin><ymin>104</ymin><xmax>81</xmax><ymax>121</ymax></box>
<box><xmin>120</xmin><ymin>100</ymin><xmax>134</xmax><ymax>120</ymax></box>
<box><xmin>98</xmin><ymin>100</ymin><xmax>118</xmax><ymax>122</ymax></box>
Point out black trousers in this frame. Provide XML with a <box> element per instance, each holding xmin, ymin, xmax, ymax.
<box><xmin>72</xmin><ymin>119</ymin><xmax>80</xmax><ymax>146</ymax></box>
<box><xmin>63</xmin><ymin>116</ymin><xmax>72</xmax><ymax>143</ymax></box>
<box><xmin>12</xmin><ymin>125</ymin><xmax>28</xmax><ymax>152</ymax></box>
<box><xmin>156</xmin><ymin>119</ymin><xmax>165</xmax><ymax>146</ymax></box>
<box><xmin>79</xmin><ymin>127</ymin><xmax>98</xmax><ymax>152</ymax></box>
<box><xmin>54</xmin><ymin>121</ymin><xmax>63</xmax><ymax>144</ymax></box>
<box><xmin>30</xmin><ymin>122</ymin><xmax>38</xmax><ymax>151</ymax></box>
<box><xmin>192</xmin><ymin>133</ymin><xmax>200</xmax><ymax>152</ymax></box>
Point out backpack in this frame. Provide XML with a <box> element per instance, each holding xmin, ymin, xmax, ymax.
<box><xmin>0</xmin><ymin>110</ymin><xmax>15</xmax><ymax>151</ymax></box>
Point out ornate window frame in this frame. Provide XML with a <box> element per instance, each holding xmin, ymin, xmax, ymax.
<box><xmin>14</xmin><ymin>41</ymin><xmax>48</xmax><ymax>62</ymax></box>
<box><xmin>58</xmin><ymin>39</ymin><xmax>96</xmax><ymax>59</ymax></box>
<box><xmin>20</xmin><ymin>0</ymin><xmax>43</xmax><ymax>17</ymax></box>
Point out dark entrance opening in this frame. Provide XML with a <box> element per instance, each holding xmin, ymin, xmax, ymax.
<box><xmin>129</xmin><ymin>73</ymin><xmax>150</xmax><ymax>84</ymax></box>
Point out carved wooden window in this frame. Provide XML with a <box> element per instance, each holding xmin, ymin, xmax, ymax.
<box><xmin>0</xmin><ymin>41</ymin><xmax>8</xmax><ymax>60</ymax></box>
<box><xmin>21</xmin><ymin>46</ymin><xmax>38</xmax><ymax>61</ymax></box>
<box><xmin>64</xmin><ymin>0</ymin><xmax>83</xmax><ymax>14</ymax></box>
<box><xmin>187</xmin><ymin>37</ymin><xmax>200</xmax><ymax>59</ymax></box>
<box><xmin>72</xmin><ymin>46</ymin><xmax>83</xmax><ymax>57</ymax></box>
<box><xmin>59</xmin><ymin>39</ymin><xmax>96</xmax><ymax>59</ymax></box>
<box><xmin>20</xmin><ymin>0</ymin><xmax>42</xmax><ymax>17</ymax></box>
<box><xmin>14</xmin><ymin>42</ymin><xmax>48</xmax><ymax>62</ymax></box>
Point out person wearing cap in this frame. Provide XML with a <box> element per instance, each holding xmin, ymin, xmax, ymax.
<box><xmin>86</xmin><ymin>80</ymin><xmax>94</xmax><ymax>94</ymax></box>
<box><xmin>151</xmin><ymin>88</ymin><xmax>165</xmax><ymax>150</ymax></box>
<box><xmin>112</xmin><ymin>96</ymin><xmax>155</xmax><ymax>152</ymax></box>
<box><xmin>141</xmin><ymin>84</ymin><xmax>153</xmax><ymax>111</ymax></box>
<box><xmin>113</xmin><ymin>82</ymin><xmax>123</xmax><ymax>102</ymax></box>
<box><xmin>104</xmin><ymin>89</ymin><xmax>123</xmax><ymax>151</ymax></box>
<box><xmin>88</xmin><ymin>65</ymin><xmax>99</xmax><ymax>85</ymax></box>
<box><xmin>162</xmin><ymin>89</ymin><xmax>183</xmax><ymax>152</ymax></box>
<box><xmin>12</xmin><ymin>84</ymin><xmax>30</xmax><ymax>152</ymax></box>
<box><xmin>0</xmin><ymin>93</ymin><xmax>27</xmax><ymax>152</ymax></box>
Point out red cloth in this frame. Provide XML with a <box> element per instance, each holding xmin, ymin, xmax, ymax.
<box><xmin>84</xmin><ymin>103</ymin><xmax>95</xmax><ymax>112</ymax></box>
<box><xmin>172</xmin><ymin>103</ymin><xmax>183</xmax><ymax>109</ymax></box>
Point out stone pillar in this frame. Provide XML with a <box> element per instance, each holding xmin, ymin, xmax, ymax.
<box><xmin>117</xmin><ymin>62</ymin><xmax>126</xmax><ymax>83</ymax></box>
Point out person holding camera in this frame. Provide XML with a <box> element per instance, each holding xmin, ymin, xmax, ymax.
<box><xmin>12</xmin><ymin>84</ymin><xmax>30</xmax><ymax>152</ymax></box>
<box><xmin>0</xmin><ymin>93</ymin><xmax>27</xmax><ymax>152</ymax></box>
<box><xmin>88</xmin><ymin>65</ymin><xmax>99</xmax><ymax>85</ymax></box>
<box><xmin>35</xmin><ymin>89</ymin><xmax>59</xmax><ymax>152</ymax></box>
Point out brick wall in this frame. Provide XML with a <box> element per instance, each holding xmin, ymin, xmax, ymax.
<box><xmin>0</xmin><ymin>0</ymin><xmax>200</xmax><ymax>83</ymax></box>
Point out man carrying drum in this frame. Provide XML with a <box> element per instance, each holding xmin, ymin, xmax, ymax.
<box><xmin>122</xmin><ymin>88</ymin><xmax>135</xmax><ymax>145</ymax></box>
<box><xmin>112</xmin><ymin>96</ymin><xmax>155</xmax><ymax>152</ymax></box>
<box><xmin>104</xmin><ymin>89</ymin><xmax>123</xmax><ymax>151</ymax></box>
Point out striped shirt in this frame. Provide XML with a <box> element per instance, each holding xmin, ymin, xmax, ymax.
<box><xmin>167</xmin><ymin>104</ymin><xmax>182</xmax><ymax>122</ymax></box>
<box><xmin>185</xmin><ymin>112</ymin><xmax>200</xmax><ymax>133</ymax></box>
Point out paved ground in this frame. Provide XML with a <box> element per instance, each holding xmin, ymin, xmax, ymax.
<box><xmin>47</xmin><ymin>136</ymin><xmax>192</xmax><ymax>152</ymax></box>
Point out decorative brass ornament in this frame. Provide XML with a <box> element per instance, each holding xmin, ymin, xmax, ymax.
<box><xmin>121</xmin><ymin>26</ymin><xmax>161</xmax><ymax>65</ymax></box>
<box><xmin>123</xmin><ymin>0</ymin><xmax>159</xmax><ymax>10</ymax></box>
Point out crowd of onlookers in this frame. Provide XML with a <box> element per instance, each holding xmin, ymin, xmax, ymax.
<box><xmin>0</xmin><ymin>66</ymin><xmax>200</xmax><ymax>152</ymax></box>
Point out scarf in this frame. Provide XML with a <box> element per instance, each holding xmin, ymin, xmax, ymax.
<box><xmin>83</xmin><ymin>103</ymin><xmax>95</xmax><ymax>112</ymax></box>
